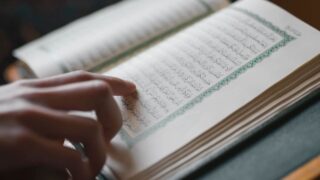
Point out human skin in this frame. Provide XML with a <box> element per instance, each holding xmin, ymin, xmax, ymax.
<box><xmin>0</xmin><ymin>71</ymin><xmax>136</xmax><ymax>180</ymax></box>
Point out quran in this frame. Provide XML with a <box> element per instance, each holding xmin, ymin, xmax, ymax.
<box><xmin>14</xmin><ymin>0</ymin><xmax>320</xmax><ymax>179</ymax></box>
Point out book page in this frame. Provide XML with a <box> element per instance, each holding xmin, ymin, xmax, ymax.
<box><xmin>110</xmin><ymin>7</ymin><xmax>293</xmax><ymax>141</ymax></box>
<box><xmin>14</xmin><ymin>0</ymin><xmax>229</xmax><ymax>78</ymax></box>
<box><xmin>104</xmin><ymin>0</ymin><xmax>320</xmax><ymax>178</ymax></box>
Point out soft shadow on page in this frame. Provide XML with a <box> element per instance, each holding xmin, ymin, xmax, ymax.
<box><xmin>105</xmin><ymin>0</ymin><xmax>320</xmax><ymax>179</ymax></box>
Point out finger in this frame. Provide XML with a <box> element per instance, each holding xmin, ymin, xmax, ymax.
<box><xmin>22</xmin><ymin>107</ymin><xmax>106</xmax><ymax>174</ymax></box>
<box><xmin>15</xmin><ymin>129</ymin><xmax>92</xmax><ymax>180</ymax></box>
<box><xmin>21</xmin><ymin>71</ymin><xmax>136</xmax><ymax>96</ymax></box>
<box><xmin>15</xmin><ymin>105</ymin><xmax>107</xmax><ymax>175</ymax></box>
<box><xmin>26</xmin><ymin>80</ymin><xmax>123</xmax><ymax>140</ymax></box>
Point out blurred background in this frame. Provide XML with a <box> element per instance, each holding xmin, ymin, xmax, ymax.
<box><xmin>0</xmin><ymin>0</ymin><xmax>121</xmax><ymax>84</ymax></box>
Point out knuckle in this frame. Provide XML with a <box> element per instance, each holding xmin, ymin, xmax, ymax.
<box><xmin>8</xmin><ymin>83</ymin><xmax>37</xmax><ymax>100</ymax></box>
<box><xmin>73</xmin><ymin>70</ymin><xmax>93</xmax><ymax>80</ymax></box>
<box><xmin>14</xmin><ymin>106</ymin><xmax>38</xmax><ymax>120</ymax></box>
<box><xmin>13</xmin><ymin>80</ymin><xmax>29</xmax><ymax>86</ymax></box>
<box><xmin>91</xmin><ymin>80</ymin><xmax>112</xmax><ymax>97</ymax></box>
<box><xmin>18</xmin><ymin>87</ymin><xmax>41</xmax><ymax>100</ymax></box>
<box><xmin>11</xmin><ymin>127</ymin><xmax>34</xmax><ymax>146</ymax></box>
<box><xmin>1</xmin><ymin>126</ymin><xmax>35</xmax><ymax>161</ymax></box>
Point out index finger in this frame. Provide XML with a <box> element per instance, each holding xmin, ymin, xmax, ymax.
<box><xmin>20</xmin><ymin>71</ymin><xmax>136</xmax><ymax>96</ymax></box>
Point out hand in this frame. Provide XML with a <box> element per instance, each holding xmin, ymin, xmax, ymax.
<box><xmin>0</xmin><ymin>71</ymin><xmax>136</xmax><ymax>180</ymax></box>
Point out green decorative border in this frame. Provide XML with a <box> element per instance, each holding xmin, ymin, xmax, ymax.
<box><xmin>120</xmin><ymin>7</ymin><xmax>295</xmax><ymax>147</ymax></box>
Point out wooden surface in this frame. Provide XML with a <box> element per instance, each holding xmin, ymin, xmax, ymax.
<box><xmin>284</xmin><ymin>156</ymin><xmax>320</xmax><ymax>180</ymax></box>
<box><xmin>272</xmin><ymin>0</ymin><xmax>320</xmax><ymax>30</ymax></box>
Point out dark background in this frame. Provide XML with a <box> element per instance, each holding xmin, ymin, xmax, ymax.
<box><xmin>0</xmin><ymin>0</ymin><xmax>121</xmax><ymax>84</ymax></box>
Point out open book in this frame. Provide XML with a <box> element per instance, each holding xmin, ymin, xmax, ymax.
<box><xmin>14</xmin><ymin>0</ymin><xmax>320</xmax><ymax>179</ymax></box>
